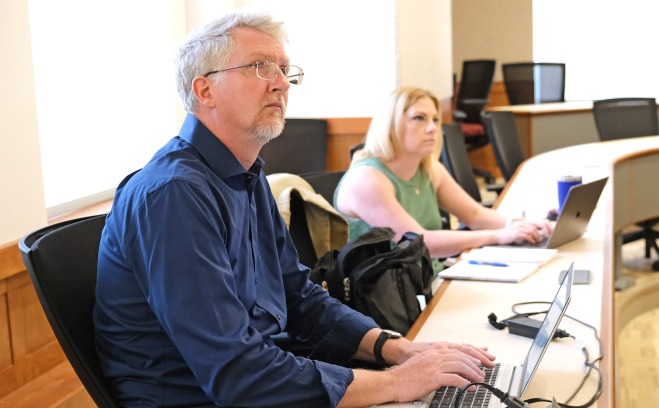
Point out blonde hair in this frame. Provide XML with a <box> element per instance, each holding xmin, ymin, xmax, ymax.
<box><xmin>355</xmin><ymin>86</ymin><xmax>441</xmax><ymax>177</ymax></box>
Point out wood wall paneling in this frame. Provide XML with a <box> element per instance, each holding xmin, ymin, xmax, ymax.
<box><xmin>0</xmin><ymin>277</ymin><xmax>18</xmax><ymax>395</ymax></box>
<box><xmin>0</xmin><ymin>242</ymin><xmax>67</xmax><ymax>399</ymax></box>
<box><xmin>8</xmin><ymin>272</ymin><xmax>65</xmax><ymax>377</ymax></box>
<box><xmin>325</xmin><ymin>117</ymin><xmax>371</xmax><ymax>172</ymax></box>
<box><xmin>0</xmin><ymin>242</ymin><xmax>25</xmax><ymax>281</ymax></box>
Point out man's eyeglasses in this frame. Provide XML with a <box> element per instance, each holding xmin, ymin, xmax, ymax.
<box><xmin>203</xmin><ymin>61</ymin><xmax>304</xmax><ymax>85</ymax></box>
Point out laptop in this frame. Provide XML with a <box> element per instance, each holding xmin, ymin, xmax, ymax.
<box><xmin>515</xmin><ymin>177</ymin><xmax>608</xmax><ymax>249</ymax></box>
<box><xmin>381</xmin><ymin>263</ymin><xmax>574</xmax><ymax>408</ymax></box>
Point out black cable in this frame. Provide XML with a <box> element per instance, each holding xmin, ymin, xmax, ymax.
<box><xmin>507</xmin><ymin>301</ymin><xmax>604</xmax><ymax>407</ymax></box>
<box><xmin>489</xmin><ymin>312</ymin><xmax>572</xmax><ymax>339</ymax></box>
<box><xmin>453</xmin><ymin>369</ymin><xmax>603</xmax><ymax>408</ymax></box>
<box><xmin>454</xmin><ymin>382</ymin><xmax>529</xmax><ymax>408</ymax></box>
<box><xmin>510</xmin><ymin>301</ymin><xmax>603</xmax><ymax>362</ymax></box>
<box><xmin>525</xmin><ymin>362</ymin><xmax>602</xmax><ymax>407</ymax></box>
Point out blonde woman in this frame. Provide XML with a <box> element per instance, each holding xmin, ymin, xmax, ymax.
<box><xmin>335</xmin><ymin>86</ymin><xmax>551</xmax><ymax>275</ymax></box>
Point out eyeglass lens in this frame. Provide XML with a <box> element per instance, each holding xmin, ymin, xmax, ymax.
<box><xmin>257</xmin><ymin>61</ymin><xmax>303</xmax><ymax>85</ymax></box>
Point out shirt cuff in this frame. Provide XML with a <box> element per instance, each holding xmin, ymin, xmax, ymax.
<box><xmin>313</xmin><ymin>360</ymin><xmax>354</xmax><ymax>407</ymax></box>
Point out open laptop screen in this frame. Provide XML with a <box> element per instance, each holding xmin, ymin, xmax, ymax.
<box><xmin>519</xmin><ymin>264</ymin><xmax>574</xmax><ymax>395</ymax></box>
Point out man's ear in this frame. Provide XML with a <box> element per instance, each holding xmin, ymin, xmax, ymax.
<box><xmin>192</xmin><ymin>76</ymin><xmax>215</xmax><ymax>109</ymax></box>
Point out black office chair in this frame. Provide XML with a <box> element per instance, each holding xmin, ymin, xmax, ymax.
<box><xmin>259</xmin><ymin>118</ymin><xmax>328</xmax><ymax>175</ymax></box>
<box><xmin>452</xmin><ymin>60</ymin><xmax>496</xmax><ymax>134</ymax></box>
<box><xmin>441</xmin><ymin>124</ymin><xmax>503</xmax><ymax>208</ymax></box>
<box><xmin>592</xmin><ymin>97</ymin><xmax>659</xmax><ymax>271</ymax></box>
<box><xmin>349</xmin><ymin>142</ymin><xmax>365</xmax><ymax>160</ymax></box>
<box><xmin>452</xmin><ymin>60</ymin><xmax>497</xmax><ymax>183</ymax></box>
<box><xmin>481</xmin><ymin>111</ymin><xmax>527</xmax><ymax>182</ymax></box>
<box><xmin>502</xmin><ymin>62</ymin><xmax>566</xmax><ymax>105</ymax></box>
<box><xmin>301</xmin><ymin>171</ymin><xmax>345</xmax><ymax>205</ymax></box>
<box><xmin>592</xmin><ymin>98</ymin><xmax>659</xmax><ymax>141</ymax></box>
<box><xmin>19</xmin><ymin>214</ymin><xmax>119</xmax><ymax>408</ymax></box>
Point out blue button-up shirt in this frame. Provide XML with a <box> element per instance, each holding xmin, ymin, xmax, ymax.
<box><xmin>94</xmin><ymin>114</ymin><xmax>377</xmax><ymax>407</ymax></box>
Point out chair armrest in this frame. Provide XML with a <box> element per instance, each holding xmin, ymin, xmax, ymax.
<box><xmin>459</xmin><ymin>98</ymin><xmax>489</xmax><ymax>106</ymax></box>
<box><xmin>452</xmin><ymin>110</ymin><xmax>467</xmax><ymax>122</ymax></box>
<box><xmin>485</xmin><ymin>182</ymin><xmax>506</xmax><ymax>196</ymax></box>
<box><xmin>481</xmin><ymin>200</ymin><xmax>495</xmax><ymax>209</ymax></box>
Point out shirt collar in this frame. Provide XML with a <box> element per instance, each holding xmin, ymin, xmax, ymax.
<box><xmin>178</xmin><ymin>114</ymin><xmax>264</xmax><ymax>178</ymax></box>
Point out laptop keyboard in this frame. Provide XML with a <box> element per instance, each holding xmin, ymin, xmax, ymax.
<box><xmin>428</xmin><ymin>364</ymin><xmax>500</xmax><ymax>408</ymax></box>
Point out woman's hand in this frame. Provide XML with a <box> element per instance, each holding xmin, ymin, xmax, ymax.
<box><xmin>496</xmin><ymin>218</ymin><xmax>553</xmax><ymax>245</ymax></box>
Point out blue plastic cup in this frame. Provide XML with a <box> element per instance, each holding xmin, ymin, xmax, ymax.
<box><xmin>557</xmin><ymin>175</ymin><xmax>582</xmax><ymax>213</ymax></box>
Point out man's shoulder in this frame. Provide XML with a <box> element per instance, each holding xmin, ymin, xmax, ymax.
<box><xmin>120</xmin><ymin>141</ymin><xmax>213</xmax><ymax>200</ymax></box>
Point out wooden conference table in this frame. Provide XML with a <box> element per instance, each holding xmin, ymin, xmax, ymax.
<box><xmin>405</xmin><ymin>135</ymin><xmax>659</xmax><ymax>407</ymax></box>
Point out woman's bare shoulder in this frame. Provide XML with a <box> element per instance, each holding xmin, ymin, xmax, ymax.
<box><xmin>342</xmin><ymin>164</ymin><xmax>391</xmax><ymax>191</ymax></box>
<box><xmin>337</xmin><ymin>164</ymin><xmax>395</xmax><ymax>213</ymax></box>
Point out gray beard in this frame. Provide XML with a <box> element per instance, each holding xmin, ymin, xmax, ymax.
<box><xmin>248</xmin><ymin>118</ymin><xmax>285</xmax><ymax>146</ymax></box>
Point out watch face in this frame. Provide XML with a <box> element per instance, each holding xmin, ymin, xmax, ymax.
<box><xmin>383</xmin><ymin>329</ymin><xmax>402</xmax><ymax>339</ymax></box>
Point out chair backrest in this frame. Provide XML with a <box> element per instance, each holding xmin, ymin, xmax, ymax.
<box><xmin>481</xmin><ymin>111</ymin><xmax>526</xmax><ymax>181</ymax></box>
<box><xmin>349</xmin><ymin>142</ymin><xmax>365</xmax><ymax>160</ymax></box>
<box><xmin>19</xmin><ymin>214</ymin><xmax>118</xmax><ymax>408</ymax></box>
<box><xmin>455</xmin><ymin>60</ymin><xmax>496</xmax><ymax>123</ymax></box>
<box><xmin>301</xmin><ymin>171</ymin><xmax>346</xmax><ymax>205</ymax></box>
<box><xmin>592</xmin><ymin>97</ymin><xmax>659</xmax><ymax>141</ymax></box>
<box><xmin>440</xmin><ymin>124</ymin><xmax>483</xmax><ymax>202</ymax></box>
<box><xmin>259</xmin><ymin>118</ymin><xmax>328</xmax><ymax>175</ymax></box>
<box><xmin>502</xmin><ymin>62</ymin><xmax>565</xmax><ymax>105</ymax></box>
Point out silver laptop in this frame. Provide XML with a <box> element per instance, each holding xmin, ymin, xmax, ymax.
<box><xmin>517</xmin><ymin>178</ymin><xmax>607</xmax><ymax>249</ymax></box>
<box><xmin>381</xmin><ymin>263</ymin><xmax>575</xmax><ymax>408</ymax></box>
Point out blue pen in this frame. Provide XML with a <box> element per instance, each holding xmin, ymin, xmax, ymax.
<box><xmin>468</xmin><ymin>260</ymin><xmax>509</xmax><ymax>267</ymax></box>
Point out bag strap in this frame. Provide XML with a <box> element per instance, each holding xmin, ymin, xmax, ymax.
<box><xmin>350</xmin><ymin>231</ymin><xmax>433</xmax><ymax>298</ymax></box>
<box><xmin>350</xmin><ymin>234</ymin><xmax>429</xmax><ymax>285</ymax></box>
<box><xmin>335</xmin><ymin>227</ymin><xmax>396</xmax><ymax>276</ymax></box>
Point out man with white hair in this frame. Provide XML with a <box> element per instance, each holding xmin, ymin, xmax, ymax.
<box><xmin>94</xmin><ymin>10</ymin><xmax>495</xmax><ymax>407</ymax></box>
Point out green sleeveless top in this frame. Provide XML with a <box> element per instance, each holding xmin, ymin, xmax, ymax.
<box><xmin>335</xmin><ymin>157</ymin><xmax>444</xmax><ymax>275</ymax></box>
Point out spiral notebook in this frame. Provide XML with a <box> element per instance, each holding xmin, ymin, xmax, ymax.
<box><xmin>439</xmin><ymin>260</ymin><xmax>541</xmax><ymax>283</ymax></box>
<box><xmin>439</xmin><ymin>247</ymin><xmax>557</xmax><ymax>282</ymax></box>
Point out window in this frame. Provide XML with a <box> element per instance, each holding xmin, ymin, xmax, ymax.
<box><xmin>29</xmin><ymin>1</ymin><xmax>182</xmax><ymax>216</ymax></box>
<box><xmin>533</xmin><ymin>0</ymin><xmax>659</xmax><ymax>101</ymax></box>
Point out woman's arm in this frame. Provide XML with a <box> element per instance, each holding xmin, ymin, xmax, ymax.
<box><xmin>336</xmin><ymin>164</ymin><xmax>551</xmax><ymax>259</ymax></box>
<box><xmin>433</xmin><ymin>162</ymin><xmax>552</xmax><ymax>242</ymax></box>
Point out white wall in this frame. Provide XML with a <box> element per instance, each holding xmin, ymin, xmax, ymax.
<box><xmin>534</xmin><ymin>0</ymin><xmax>659</xmax><ymax>101</ymax></box>
<box><xmin>452</xmin><ymin>0</ymin><xmax>532</xmax><ymax>82</ymax></box>
<box><xmin>398</xmin><ymin>0</ymin><xmax>453</xmax><ymax>101</ymax></box>
<box><xmin>0</xmin><ymin>0</ymin><xmax>47</xmax><ymax>246</ymax></box>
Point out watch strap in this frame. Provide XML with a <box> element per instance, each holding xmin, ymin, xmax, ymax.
<box><xmin>373</xmin><ymin>331</ymin><xmax>392</xmax><ymax>366</ymax></box>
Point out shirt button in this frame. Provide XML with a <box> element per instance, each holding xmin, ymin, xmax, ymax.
<box><xmin>276</xmin><ymin>314</ymin><xmax>281</xmax><ymax>320</ymax></box>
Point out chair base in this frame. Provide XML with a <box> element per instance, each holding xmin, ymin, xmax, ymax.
<box><xmin>473</xmin><ymin>168</ymin><xmax>496</xmax><ymax>184</ymax></box>
<box><xmin>623</xmin><ymin>219</ymin><xmax>659</xmax><ymax>272</ymax></box>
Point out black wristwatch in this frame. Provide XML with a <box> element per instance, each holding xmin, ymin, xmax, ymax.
<box><xmin>373</xmin><ymin>329</ymin><xmax>402</xmax><ymax>366</ymax></box>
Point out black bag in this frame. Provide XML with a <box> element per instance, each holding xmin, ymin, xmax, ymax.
<box><xmin>311</xmin><ymin>227</ymin><xmax>434</xmax><ymax>335</ymax></box>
